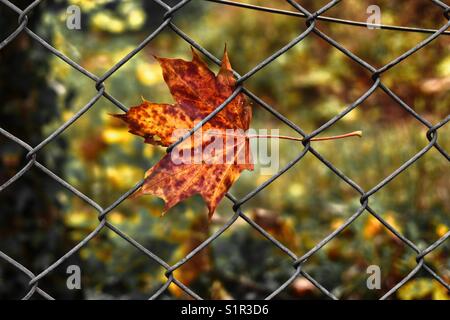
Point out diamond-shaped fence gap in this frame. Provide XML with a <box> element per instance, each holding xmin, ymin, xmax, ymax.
<box><xmin>199</xmin><ymin>218</ymin><xmax>296</xmax><ymax>299</ymax></box>
<box><xmin>246</xmin><ymin>93</ymin><xmax>305</xmax><ymax>137</ymax></box>
<box><xmin>103</xmin><ymin>53</ymin><xmax>174</xmax><ymax>107</ymax></box>
<box><xmin>100</xmin><ymin>30</ymin><xmax>240</xmax><ymax>108</ymax></box>
<box><xmin>0</xmin><ymin>72</ymin><xmax>72</xmax><ymax>150</ymax></box>
<box><xmin>173</xmin><ymin>0</ymin><xmax>309</xmax><ymax>76</ymax></box>
<box><xmin>36</xmin><ymin>98</ymin><xmax>123</xmax><ymax>203</ymax></box>
<box><xmin>299</xmin><ymin>212</ymin><xmax>420</xmax><ymax>299</ymax></box>
<box><xmin>99</xmin><ymin>188</ymin><xmax>245</xmax><ymax>299</ymax></box>
<box><xmin>376</xmin><ymin>53</ymin><xmax>450</xmax><ymax>126</ymax></box>
<box><xmin>36</xmin><ymin>55</ymin><xmax>99</xmax><ymax>111</ymax></box>
<box><xmin>162</xmin><ymin>232</ymin><xmax>215</xmax><ymax>298</ymax></box>
<box><xmin>54</xmin><ymin>224</ymin><xmax>169</xmax><ymax>300</ymax></box>
<box><xmin>238</xmin><ymin>151</ymin><xmax>361</xmax><ymax>252</ymax></box>
<box><xmin>38</xmin><ymin>1</ymin><xmax>170</xmax><ymax>74</ymax></box>
<box><xmin>312</xmin><ymin>92</ymin><xmax>439</xmax><ymax>190</ymax></box>
<box><xmin>0</xmin><ymin>164</ymin><xmax>102</xmax><ymax>299</ymax></box>
<box><xmin>44</xmin><ymin>58</ymin><xmax>99</xmax><ymax>108</ymax></box>
<box><xmin>40</xmin><ymin>98</ymin><xmax>155</xmax><ymax>207</ymax></box>
<box><xmin>145</xmin><ymin>200</ymin><xmax>241</xmax><ymax>298</ymax></box>
<box><xmin>367</xmin><ymin>146</ymin><xmax>449</xmax><ymax>245</ymax></box>
<box><xmin>375</xmin><ymin>41</ymin><xmax>450</xmax><ymax>100</ymax></box>
<box><xmin>102</xmin><ymin>192</ymin><xmax>208</xmax><ymax>262</ymax></box>
<box><xmin>243</xmin><ymin>34</ymin><xmax>380</xmax><ymax>132</ymax></box>
<box><xmin>103</xmin><ymin>200</ymin><xmax>239</xmax><ymax>300</ymax></box>
<box><xmin>135</xmin><ymin>192</ymin><xmax>218</xmax><ymax>224</ymax></box>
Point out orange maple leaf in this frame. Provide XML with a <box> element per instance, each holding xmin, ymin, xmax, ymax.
<box><xmin>113</xmin><ymin>48</ymin><xmax>253</xmax><ymax>218</ymax></box>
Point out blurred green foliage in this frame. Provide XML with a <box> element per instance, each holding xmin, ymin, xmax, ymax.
<box><xmin>0</xmin><ymin>0</ymin><xmax>449</xmax><ymax>299</ymax></box>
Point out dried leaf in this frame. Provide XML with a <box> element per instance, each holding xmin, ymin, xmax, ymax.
<box><xmin>114</xmin><ymin>48</ymin><xmax>253</xmax><ymax>218</ymax></box>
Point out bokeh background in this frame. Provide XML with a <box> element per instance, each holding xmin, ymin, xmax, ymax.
<box><xmin>0</xmin><ymin>0</ymin><xmax>449</xmax><ymax>300</ymax></box>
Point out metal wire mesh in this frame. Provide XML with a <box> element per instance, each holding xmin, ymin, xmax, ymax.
<box><xmin>0</xmin><ymin>0</ymin><xmax>449</xmax><ymax>300</ymax></box>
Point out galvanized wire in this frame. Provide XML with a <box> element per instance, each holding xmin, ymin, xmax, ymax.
<box><xmin>0</xmin><ymin>0</ymin><xmax>449</xmax><ymax>300</ymax></box>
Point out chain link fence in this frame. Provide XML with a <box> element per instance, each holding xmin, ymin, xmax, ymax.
<box><xmin>0</xmin><ymin>0</ymin><xmax>449</xmax><ymax>300</ymax></box>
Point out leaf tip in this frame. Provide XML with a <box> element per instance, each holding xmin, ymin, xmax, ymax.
<box><xmin>206</xmin><ymin>202</ymin><xmax>218</xmax><ymax>221</ymax></box>
<box><xmin>221</xmin><ymin>45</ymin><xmax>232</xmax><ymax>71</ymax></box>
<box><xmin>190</xmin><ymin>46</ymin><xmax>204</xmax><ymax>64</ymax></box>
<box><xmin>109</xmin><ymin>112</ymin><xmax>127</xmax><ymax>120</ymax></box>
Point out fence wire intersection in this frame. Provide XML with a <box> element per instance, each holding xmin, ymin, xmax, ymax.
<box><xmin>0</xmin><ymin>0</ymin><xmax>449</xmax><ymax>300</ymax></box>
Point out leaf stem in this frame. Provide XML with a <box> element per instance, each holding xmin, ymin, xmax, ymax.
<box><xmin>246</xmin><ymin>130</ymin><xmax>362</xmax><ymax>142</ymax></box>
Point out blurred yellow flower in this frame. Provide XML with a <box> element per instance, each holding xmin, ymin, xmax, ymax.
<box><xmin>136</xmin><ymin>62</ymin><xmax>163</xmax><ymax>86</ymax></box>
<box><xmin>108</xmin><ymin>211</ymin><xmax>125</xmax><ymax>225</ymax></box>
<box><xmin>288</xmin><ymin>183</ymin><xmax>304</xmax><ymax>197</ymax></box>
<box><xmin>436</xmin><ymin>224</ymin><xmax>449</xmax><ymax>238</ymax></box>
<box><xmin>438</xmin><ymin>56</ymin><xmax>450</xmax><ymax>76</ymax></box>
<box><xmin>106</xmin><ymin>165</ymin><xmax>142</xmax><ymax>188</ymax></box>
<box><xmin>330</xmin><ymin>218</ymin><xmax>344</xmax><ymax>231</ymax></box>
<box><xmin>342</xmin><ymin>108</ymin><xmax>360</xmax><ymax>122</ymax></box>
<box><xmin>298</xmin><ymin>70</ymin><xmax>333</xmax><ymax>86</ymax></box>
<box><xmin>363</xmin><ymin>216</ymin><xmax>382</xmax><ymax>239</ymax></box>
<box><xmin>92</xmin><ymin>12</ymin><xmax>125</xmax><ymax>33</ymax></box>
<box><xmin>385</xmin><ymin>212</ymin><xmax>402</xmax><ymax>234</ymax></box>
<box><xmin>127</xmin><ymin>9</ymin><xmax>146</xmax><ymax>30</ymax></box>
<box><xmin>113</xmin><ymin>47</ymin><xmax>136</xmax><ymax>65</ymax></box>
<box><xmin>102</xmin><ymin>128</ymin><xmax>132</xmax><ymax>144</ymax></box>
<box><xmin>362</xmin><ymin>213</ymin><xmax>402</xmax><ymax>239</ymax></box>
<box><xmin>65</xmin><ymin>210</ymin><xmax>90</xmax><ymax>227</ymax></box>
<box><xmin>143</xmin><ymin>145</ymin><xmax>154</xmax><ymax>158</ymax></box>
